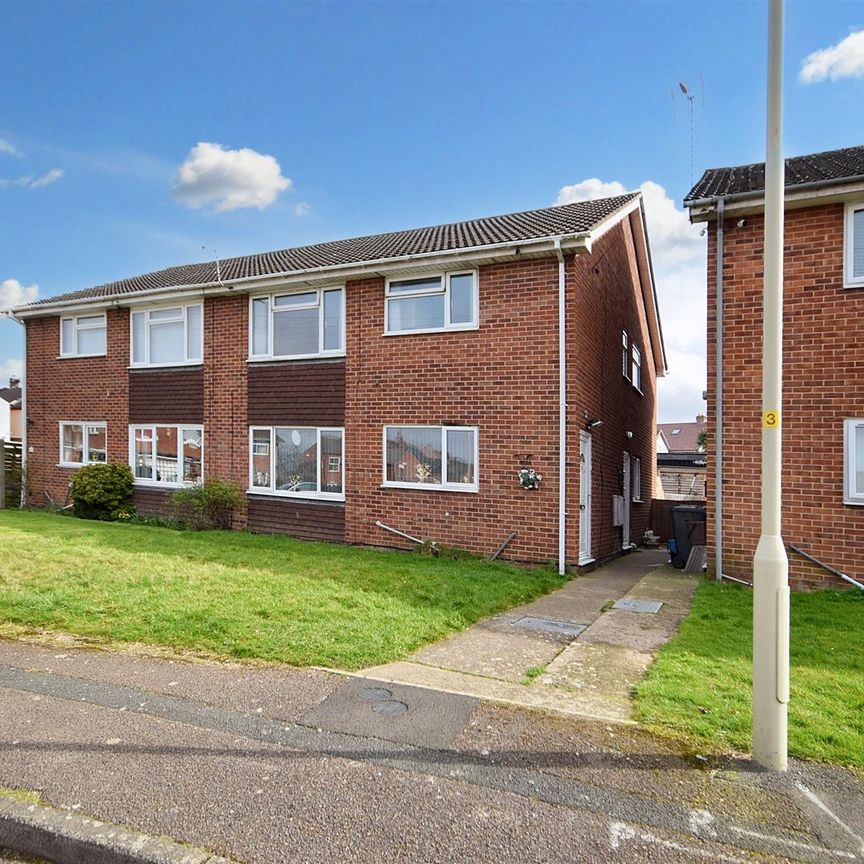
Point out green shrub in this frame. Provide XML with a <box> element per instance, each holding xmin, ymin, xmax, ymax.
<box><xmin>69</xmin><ymin>463</ymin><xmax>135</xmax><ymax>522</ymax></box>
<box><xmin>171</xmin><ymin>479</ymin><xmax>243</xmax><ymax>531</ymax></box>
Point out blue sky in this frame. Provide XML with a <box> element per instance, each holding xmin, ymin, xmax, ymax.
<box><xmin>1</xmin><ymin>0</ymin><xmax>863</xmax><ymax>421</ymax></box>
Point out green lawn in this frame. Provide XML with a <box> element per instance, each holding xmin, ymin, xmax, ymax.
<box><xmin>0</xmin><ymin>510</ymin><xmax>565</xmax><ymax>670</ymax></box>
<box><xmin>635</xmin><ymin>579</ymin><xmax>864</xmax><ymax>768</ymax></box>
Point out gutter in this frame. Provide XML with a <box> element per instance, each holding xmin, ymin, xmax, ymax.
<box><xmin>684</xmin><ymin>174</ymin><xmax>864</xmax><ymax>212</ymax></box>
<box><xmin>554</xmin><ymin>237</ymin><xmax>567</xmax><ymax>576</ymax></box>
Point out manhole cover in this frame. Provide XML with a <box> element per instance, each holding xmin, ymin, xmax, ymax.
<box><xmin>372</xmin><ymin>700</ymin><xmax>408</xmax><ymax>717</ymax></box>
<box><xmin>612</xmin><ymin>598</ymin><xmax>663</xmax><ymax>614</ymax></box>
<box><xmin>512</xmin><ymin>616</ymin><xmax>586</xmax><ymax>637</ymax></box>
<box><xmin>358</xmin><ymin>687</ymin><xmax>392</xmax><ymax>702</ymax></box>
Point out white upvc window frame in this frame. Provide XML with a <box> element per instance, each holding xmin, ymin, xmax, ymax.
<box><xmin>248</xmin><ymin>426</ymin><xmax>345</xmax><ymax>502</ymax></box>
<box><xmin>631</xmin><ymin>343</ymin><xmax>643</xmax><ymax>393</ymax></box>
<box><xmin>248</xmin><ymin>286</ymin><xmax>345</xmax><ymax>362</ymax></box>
<box><xmin>843</xmin><ymin>418</ymin><xmax>864</xmax><ymax>505</ymax></box>
<box><xmin>384</xmin><ymin>269</ymin><xmax>479</xmax><ymax>336</ymax></box>
<box><xmin>844</xmin><ymin>202</ymin><xmax>864</xmax><ymax>289</ymax></box>
<box><xmin>59</xmin><ymin>313</ymin><xmax>107</xmax><ymax>358</ymax></box>
<box><xmin>622</xmin><ymin>330</ymin><xmax>630</xmax><ymax>380</ymax></box>
<box><xmin>382</xmin><ymin>425</ymin><xmax>479</xmax><ymax>493</ymax></box>
<box><xmin>58</xmin><ymin>421</ymin><xmax>108</xmax><ymax>467</ymax></box>
<box><xmin>128</xmin><ymin>424</ymin><xmax>204</xmax><ymax>488</ymax></box>
<box><xmin>130</xmin><ymin>303</ymin><xmax>203</xmax><ymax>368</ymax></box>
<box><xmin>631</xmin><ymin>455</ymin><xmax>642</xmax><ymax>502</ymax></box>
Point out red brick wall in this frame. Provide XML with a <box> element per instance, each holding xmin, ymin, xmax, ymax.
<box><xmin>24</xmin><ymin>219</ymin><xmax>658</xmax><ymax>566</ymax></box>
<box><xmin>706</xmin><ymin>202</ymin><xmax>864</xmax><ymax>588</ymax></box>
<box><xmin>25</xmin><ymin>308</ymin><xmax>130</xmax><ymax>507</ymax></box>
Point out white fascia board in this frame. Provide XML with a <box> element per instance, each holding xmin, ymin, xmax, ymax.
<box><xmin>10</xmin><ymin>233</ymin><xmax>594</xmax><ymax>318</ymax></box>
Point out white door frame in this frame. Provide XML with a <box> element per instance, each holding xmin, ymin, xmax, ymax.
<box><xmin>622</xmin><ymin>451</ymin><xmax>631</xmax><ymax>549</ymax></box>
<box><xmin>578</xmin><ymin>431</ymin><xmax>593</xmax><ymax>564</ymax></box>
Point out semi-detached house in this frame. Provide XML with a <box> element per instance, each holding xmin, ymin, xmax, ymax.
<box><xmin>12</xmin><ymin>193</ymin><xmax>666</xmax><ymax>572</ymax></box>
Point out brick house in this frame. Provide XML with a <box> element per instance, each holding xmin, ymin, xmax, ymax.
<box><xmin>12</xmin><ymin>193</ymin><xmax>665</xmax><ymax>572</ymax></box>
<box><xmin>686</xmin><ymin>144</ymin><xmax>864</xmax><ymax>589</ymax></box>
<box><xmin>656</xmin><ymin>417</ymin><xmax>707</xmax><ymax>501</ymax></box>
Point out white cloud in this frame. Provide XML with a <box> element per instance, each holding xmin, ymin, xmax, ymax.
<box><xmin>293</xmin><ymin>201</ymin><xmax>311</xmax><ymax>217</ymax></box>
<box><xmin>0</xmin><ymin>168</ymin><xmax>64</xmax><ymax>190</ymax></box>
<box><xmin>0</xmin><ymin>139</ymin><xmax>21</xmax><ymax>157</ymax></box>
<box><xmin>555</xmin><ymin>178</ymin><xmax>707</xmax><ymax>422</ymax></box>
<box><xmin>174</xmin><ymin>142</ymin><xmax>291</xmax><ymax>212</ymax></box>
<box><xmin>0</xmin><ymin>278</ymin><xmax>39</xmax><ymax>312</ymax></box>
<box><xmin>0</xmin><ymin>358</ymin><xmax>22</xmax><ymax>382</ymax></box>
<box><xmin>800</xmin><ymin>30</ymin><xmax>864</xmax><ymax>83</ymax></box>
<box><xmin>29</xmin><ymin>167</ymin><xmax>64</xmax><ymax>188</ymax></box>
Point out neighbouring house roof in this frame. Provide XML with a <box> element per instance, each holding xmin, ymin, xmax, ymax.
<box><xmin>0</xmin><ymin>386</ymin><xmax>21</xmax><ymax>408</ymax></box>
<box><xmin>685</xmin><ymin>144</ymin><xmax>864</xmax><ymax>204</ymax></box>
<box><xmin>657</xmin><ymin>420</ymin><xmax>705</xmax><ymax>454</ymax></box>
<box><xmin>21</xmin><ymin>194</ymin><xmax>640</xmax><ymax>308</ymax></box>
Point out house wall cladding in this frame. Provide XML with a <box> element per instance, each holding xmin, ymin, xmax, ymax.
<box><xmin>128</xmin><ymin>368</ymin><xmax>204</xmax><ymax>424</ymax></box>
<box><xmin>24</xmin><ymin>222</ymin><xmax>657</xmax><ymax>564</ymax></box>
<box><xmin>706</xmin><ymin>202</ymin><xmax>864</xmax><ymax>588</ymax></box>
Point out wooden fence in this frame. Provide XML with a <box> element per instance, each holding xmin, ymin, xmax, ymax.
<box><xmin>649</xmin><ymin>497</ymin><xmax>705</xmax><ymax>542</ymax></box>
<box><xmin>1</xmin><ymin>439</ymin><xmax>23</xmax><ymax>509</ymax></box>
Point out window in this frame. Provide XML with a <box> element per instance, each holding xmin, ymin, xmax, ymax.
<box><xmin>60</xmin><ymin>314</ymin><xmax>107</xmax><ymax>357</ymax></box>
<box><xmin>385</xmin><ymin>271</ymin><xmax>477</xmax><ymax>334</ymax></box>
<box><xmin>631</xmin><ymin>456</ymin><xmax>642</xmax><ymax>502</ymax></box>
<box><xmin>59</xmin><ymin>422</ymin><xmax>107</xmax><ymax>466</ymax></box>
<box><xmin>622</xmin><ymin>330</ymin><xmax>629</xmax><ymax>379</ymax></box>
<box><xmin>631</xmin><ymin>344</ymin><xmax>642</xmax><ymax>392</ymax></box>
<box><xmin>383</xmin><ymin>426</ymin><xmax>478</xmax><ymax>491</ymax></box>
<box><xmin>843</xmin><ymin>419</ymin><xmax>864</xmax><ymax>504</ymax></box>
<box><xmin>249</xmin><ymin>426</ymin><xmax>344</xmax><ymax>500</ymax></box>
<box><xmin>129</xmin><ymin>425</ymin><xmax>203</xmax><ymax>486</ymax></box>
<box><xmin>845</xmin><ymin>203</ymin><xmax>864</xmax><ymax>288</ymax></box>
<box><xmin>131</xmin><ymin>304</ymin><xmax>202</xmax><ymax>367</ymax></box>
<box><xmin>250</xmin><ymin>287</ymin><xmax>344</xmax><ymax>360</ymax></box>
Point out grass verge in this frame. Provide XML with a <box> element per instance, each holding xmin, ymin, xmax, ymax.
<box><xmin>634</xmin><ymin>579</ymin><xmax>864</xmax><ymax>768</ymax></box>
<box><xmin>0</xmin><ymin>510</ymin><xmax>565</xmax><ymax>670</ymax></box>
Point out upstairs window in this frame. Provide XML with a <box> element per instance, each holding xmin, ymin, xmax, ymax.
<box><xmin>622</xmin><ymin>330</ymin><xmax>629</xmax><ymax>379</ymax></box>
<box><xmin>250</xmin><ymin>287</ymin><xmax>344</xmax><ymax>360</ymax></box>
<box><xmin>383</xmin><ymin>425</ymin><xmax>478</xmax><ymax>491</ymax></box>
<box><xmin>59</xmin><ymin>422</ymin><xmax>107</xmax><ymax>466</ymax></box>
<box><xmin>249</xmin><ymin>426</ymin><xmax>344</xmax><ymax>500</ymax></box>
<box><xmin>385</xmin><ymin>271</ymin><xmax>477</xmax><ymax>334</ymax></box>
<box><xmin>844</xmin><ymin>419</ymin><xmax>864</xmax><ymax>504</ymax></box>
<box><xmin>631</xmin><ymin>344</ymin><xmax>642</xmax><ymax>393</ymax></box>
<box><xmin>130</xmin><ymin>425</ymin><xmax>203</xmax><ymax>486</ymax></box>
<box><xmin>845</xmin><ymin>203</ymin><xmax>864</xmax><ymax>288</ymax></box>
<box><xmin>60</xmin><ymin>314</ymin><xmax>107</xmax><ymax>357</ymax></box>
<box><xmin>131</xmin><ymin>304</ymin><xmax>202</xmax><ymax>367</ymax></box>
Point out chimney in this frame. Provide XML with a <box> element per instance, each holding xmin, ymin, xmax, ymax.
<box><xmin>696</xmin><ymin>413</ymin><xmax>706</xmax><ymax>424</ymax></box>
<box><xmin>9</xmin><ymin>376</ymin><xmax>20</xmax><ymax>389</ymax></box>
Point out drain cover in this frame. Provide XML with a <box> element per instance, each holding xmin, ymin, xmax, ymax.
<box><xmin>612</xmin><ymin>598</ymin><xmax>663</xmax><ymax>614</ymax></box>
<box><xmin>372</xmin><ymin>700</ymin><xmax>408</xmax><ymax>717</ymax></box>
<box><xmin>358</xmin><ymin>687</ymin><xmax>392</xmax><ymax>702</ymax></box>
<box><xmin>513</xmin><ymin>616</ymin><xmax>586</xmax><ymax>637</ymax></box>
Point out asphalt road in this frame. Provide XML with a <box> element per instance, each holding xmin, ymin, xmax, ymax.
<box><xmin>0</xmin><ymin>641</ymin><xmax>861</xmax><ymax>863</ymax></box>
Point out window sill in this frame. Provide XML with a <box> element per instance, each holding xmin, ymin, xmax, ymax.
<box><xmin>57</xmin><ymin>354</ymin><xmax>107</xmax><ymax>360</ymax></box>
<box><xmin>843</xmin><ymin>498</ymin><xmax>864</xmax><ymax>506</ymax></box>
<box><xmin>247</xmin><ymin>353</ymin><xmax>345</xmax><ymax>364</ymax></box>
<box><xmin>56</xmin><ymin>462</ymin><xmax>84</xmax><ymax>469</ymax></box>
<box><xmin>247</xmin><ymin>488</ymin><xmax>345</xmax><ymax>503</ymax></box>
<box><xmin>128</xmin><ymin>362</ymin><xmax>203</xmax><ymax>371</ymax></box>
<box><xmin>381</xmin><ymin>482</ymin><xmax>479</xmax><ymax>494</ymax></box>
<box><xmin>843</xmin><ymin>280</ymin><xmax>864</xmax><ymax>290</ymax></box>
<box><xmin>578</xmin><ymin>556</ymin><xmax>595</xmax><ymax>566</ymax></box>
<box><xmin>382</xmin><ymin>324</ymin><xmax>479</xmax><ymax>337</ymax></box>
<box><xmin>632</xmin><ymin>498</ymin><xmax>645</xmax><ymax>504</ymax></box>
<box><xmin>133</xmin><ymin>480</ymin><xmax>196</xmax><ymax>491</ymax></box>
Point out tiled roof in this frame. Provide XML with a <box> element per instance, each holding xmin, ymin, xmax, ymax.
<box><xmin>27</xmin><ymin>194</ymin><xmax>639</xmax><ymax>308</ymax></box>
<box><xmin>657</xmin><ymin>420</ymin><xmax>706</xmax><ymax>453</ymax></box>
<box><xmin>685</xmin><ymin>144</ymin><xmax>864</xmax><ymax>203</ymax></box>
<box><xmin>0</xmin><ymin>386</ymin><xmax>21</xmax><ymax>405</ymax></box>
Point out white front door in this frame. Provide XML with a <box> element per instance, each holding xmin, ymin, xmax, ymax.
<box><xmin>622</xmin><ymin>451</ymin><xmax>631</xmax><ymax>549</ymax></box>
<box><xmin>579</xmin><ymin>432</ymin><xmax>593</xmax><ymax>564</ymax></box>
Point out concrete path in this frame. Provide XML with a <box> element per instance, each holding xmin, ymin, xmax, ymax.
<box><xmin>0</xmin><ymin>640</ymin><xmax>862</xmax><ymax>863</ymax></box>
<box><xmin>360</xmin><ymin>549</ymin><xmax>696</xmax><ymax>722</ymax></box>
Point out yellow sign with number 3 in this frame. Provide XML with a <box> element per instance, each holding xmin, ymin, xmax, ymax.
<box><xmin>763</xmin><ymin>410</ymin><xmax>781</xmax><ymax>429</ymax></box>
